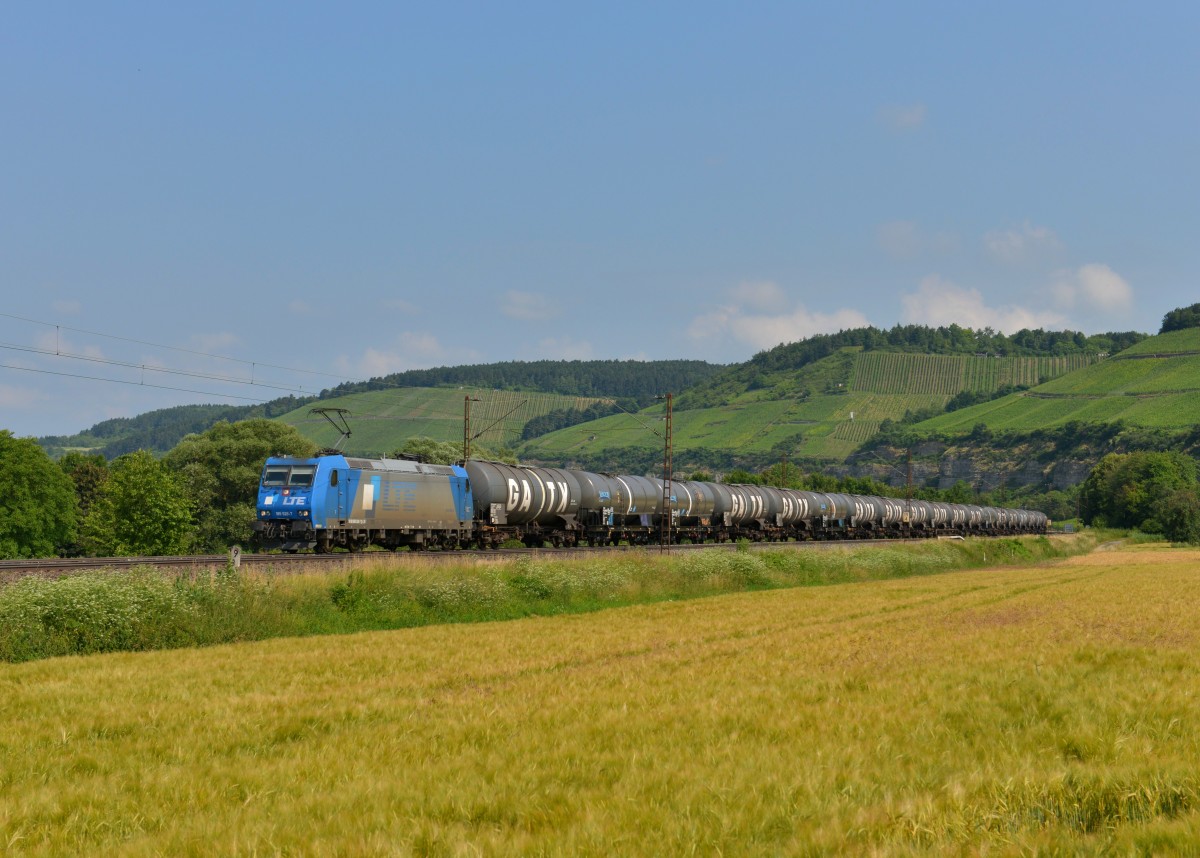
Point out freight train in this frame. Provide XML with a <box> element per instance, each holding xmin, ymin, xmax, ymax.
<box><xmin>251</xmin><ymin>453</ymin><xmax>1048</xmax><ymax>552</ymax></box>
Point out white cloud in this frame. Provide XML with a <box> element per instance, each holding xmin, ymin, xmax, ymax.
<box><xmin>689</xmin><ymin>281</ymin><xmax>871</xmax><ymax>351</ymax></box>
<box><xmin>51</xmin><ymin>300</ymin><xmax>81</xmax><ymax>315</ymax></box>
<box><xmin>502</xmin><ymin>290</ymin><xmax>558</xmax><ymax>322</ymax></box>
<box><xmin>297</xmin><ymin>299</ymin><xmax>418</xmax><ymax>318</ymax></box>
<box><xmin>876</xmin><ymin>221</ymin><xmax>958</xmax><ymax>260</ymax></box>
<box><xmin>900</xmin><ymin>275</ymin><xmax>1067</xmax><ymax>332</ymax></box>
<box><xmin>984</xmin><ymin>221</ymin><xmax>1062</xmax><ymax>264</ymax></box>
<box><xmin>878</xmin><ymin>103</ymin><xmax>927</xmax><ymax>132</ymax></box>
<box><xmin>1052</xmin><ymin>264</ymin><xmax>1133</xmax><ymax>315</ymax></box>
<box><xmin>537</xmin><ymin>337</ymin><xmax>594</xmax><ymax>360</ymax></box>
<box><xmin>729</xmin><ymin>281</ymin><xmax>789</xmax><ymax>314</ymax></box>
<box><xmin>0</xmin><ymin>383</ymin><xmax>46</xmax><ymax>410</ymax></box>
<box><xmin>877</xmin><ymin>221</ymin><xmax>921</xmax><ymax>259</ymax></box>
<box><xmin>190</xmin><ymin>332</ymin><xmax>238</xmax><ymax>352</ymax></box>
<box><xmin>33</xmin><ymin>331</ymin><xmax>105</xmax><ymax>359</ymax></box>
<box><xmin>338</xmin><ymin>331</ymin><xmax>450</xmax><ymax>378</ymax></box>
<box><xmin>138</xmin><ymin>355</ymin><xmax>172</xmax><ymax>372</ymax></box>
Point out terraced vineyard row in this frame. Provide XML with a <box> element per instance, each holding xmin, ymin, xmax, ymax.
<box><xmin>829</xmin><ymin>418</ymin><xmax>880</xmax><ymax>443</ymax></box>
<box><xmin>830</xmin><ymin>392</ymin><xmax>946</xmax><ymax>421</ymax></box>
<box><xmin>852</xmin><ymin>352</ymin><xmax>1101</xmax><ymax>395</ymax></box>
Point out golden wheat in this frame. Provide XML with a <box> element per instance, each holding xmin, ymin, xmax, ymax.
<box><xmin>2</xmin><ymin>543</ymin><xmax>1199</xmax><ymax>855</ymax></box>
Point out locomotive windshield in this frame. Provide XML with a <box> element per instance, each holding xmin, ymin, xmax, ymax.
<box><xmin>261</xmin><ymin>465</ymin><xmax>316</xmax><ymax>488</ymax></box>
<box><xmin>289</xmin><ymin>466</ymin><xmax>315</xmax><ymax>487</ymax></box>
<box><xmin>262</xmin><ymin>466</ymin><xmax>289</xmax><ymax>487</ymax></box>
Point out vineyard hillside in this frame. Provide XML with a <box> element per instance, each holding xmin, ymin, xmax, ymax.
<box><xmin>851</xmin><ymin>353</ymin><xmax>1098</xmax><ymax>395</ymax></box>
<box><xmin>914</xmin><ymin>327</ymin><xmax>1200</xmax><ymax>434</ymax></box>
<box><xmin>519</xmin><ymin>349</ymin><xmax>1098</xmax><ymax>471</ymax></box>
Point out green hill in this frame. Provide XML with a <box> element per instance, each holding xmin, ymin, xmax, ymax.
<box><xmin>37</xmin><ymin>398</ymin><xmax>315</xmax><ymax>460</ymax></box>
<box><xmin>38</xmin><ymin>359</ymin><xmax>719</xmax><ymax>459</ymax></box>
<box><xmin>276</xmin><ymin>387</ymin><xmax>609</xmax><ymax>455</ymax></box>
<box><xmin>518</xmin><ymin>347</ymin><xmax>1108</xmax><ymax>471</ymax></box>
<box><xmin>674</xmin><ymin>325</ymin><xmax>1141</xmax><ymax>411</ymax></box>
<box><xmin>913</xmin><ymin>327</ymin><xmax>1200</xmax><ymax>434</ymax></box>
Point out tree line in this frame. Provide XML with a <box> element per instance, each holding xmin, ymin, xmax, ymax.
<box><xmin>6</xmin><ymin>414</ymin><xmax>1200</xmax><ymax>560</ymax></box>
<box><xmin>322</xmin><ymin>359</ymin><xmax>725</xmax><ymax>400</ymax></box>
<box><xmin>1160</xmin><ymin>302</ymin><xmax>1200</xmax><ymax>334</ymax></box>
<box><xmin>2</xmin><ymin>421</ymin><xmax>316</xmax><ymax>559</ymax></box>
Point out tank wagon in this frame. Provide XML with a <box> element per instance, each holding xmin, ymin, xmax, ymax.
<box><xmin>252</xmin><ymin>453</ymin><xmax>1049</xmax><ymax>552</ymax></box>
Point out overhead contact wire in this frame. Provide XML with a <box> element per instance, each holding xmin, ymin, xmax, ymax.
<box><xmin>0</xmin><ymin>342</ymin><xmax>311</xmax><ymax>394</ymax></box>
<box><xmin>0</xmin><ymin>363</ymin><xmax>268</xmax><ymax>402</ymax></box>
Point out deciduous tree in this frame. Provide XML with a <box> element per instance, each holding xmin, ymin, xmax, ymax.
<box><xmin>1079</xmin><ymin>451</ymin><xmax>1198</xmax><ymax>532</ymax></box>
<box><xmin>1160</xmin><ymin>303</ymin><xmax>1200</xmax><ymax>334</ymax></box>
<box><xmin>0</xmin><ymin>430</ymin><xmax>76</xmax><ymax>558</ymax></box>
<box><xmin>83</xmin><ymin>450</ymin><xmax>193</xmax><ymax>556</ymax></box>
<box><xmin>164</xmin><ymin>419</ymin><xmax>317</xmax><ymax>551</ymax></box>
<box><xmin>1160</xmin><ymin>488</ymin><xmax>1200</xmax><ymax>543</ymax></box>
<box><xmin>57</xmin><ymin>451</ymin><xmax>109</xmax><ymax>556</ymax></box>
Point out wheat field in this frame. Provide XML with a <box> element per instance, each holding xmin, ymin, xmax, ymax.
<box><xmin>3</xmin><ymin>543</ymin><xmax>1199</xmax><ymax>854</ymax></box>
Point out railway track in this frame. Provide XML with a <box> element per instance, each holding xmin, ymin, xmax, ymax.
<box><xmin>0</xmin><ymin>535</ymin><xmax>1016</xmax><ymax>583</ymax></box>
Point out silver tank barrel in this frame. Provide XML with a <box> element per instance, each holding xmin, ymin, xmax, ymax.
<box><xmin>465</xmin><ymin>461</ymin><xmax>581</xmax><ymax>525</ymax></box>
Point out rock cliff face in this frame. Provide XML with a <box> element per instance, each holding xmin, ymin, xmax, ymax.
<box><xmin>840</xmin><ymin>441</ymin><xmax>1101</xmax><ymax>493</ymax></box>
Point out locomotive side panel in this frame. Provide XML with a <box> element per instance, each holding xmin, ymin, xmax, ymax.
<box><xmin>341</xmin><ymin>458</ymin><xmax>471</xmax><ymax>531</ymax></box>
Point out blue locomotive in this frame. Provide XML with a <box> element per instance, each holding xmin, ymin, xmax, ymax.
<box><xmin>252</xmin><ymin>454</ymin><xmax>474</xmax><ymax>552</ymax></box>
<box><xmin>252</xmin><ymin>454</ymin><xmax>1049</xmax><ymax>552</ymax></box>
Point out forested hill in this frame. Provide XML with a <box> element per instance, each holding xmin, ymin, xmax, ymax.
<box><xmin>38</xmin><ymin>397</ymin><xmax>317</xmax><ymax>460</ymax></box>
<box><xmin>322</xmin><ymin>359</ymin><xmax>725</xmax><ymax>400</ymax></box>
<box><xmin>37</xmin><ymin>360</ymin><xmax>724</xmax><ymax>459</ymax></box>
<box><xmin>676</xmin><ymin>325</ymin><xmax>1146</xmax><ymax>409</ymax></box>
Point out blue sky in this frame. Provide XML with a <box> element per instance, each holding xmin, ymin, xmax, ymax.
<box><xmin>1</xmin><ymin>2</ymin><xmax>1197</xmax><ymax>438</ymax></box>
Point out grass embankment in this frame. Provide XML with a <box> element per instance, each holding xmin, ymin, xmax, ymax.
<box><xmin>2</xmin><ymin>542</ymin><xmax>1200</xmax><ymax>854</ymax></box>
<box><xmin>0</xmin><ymin>535</ymin><xmax>1093</xmax><ymax>664</ymax></box>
